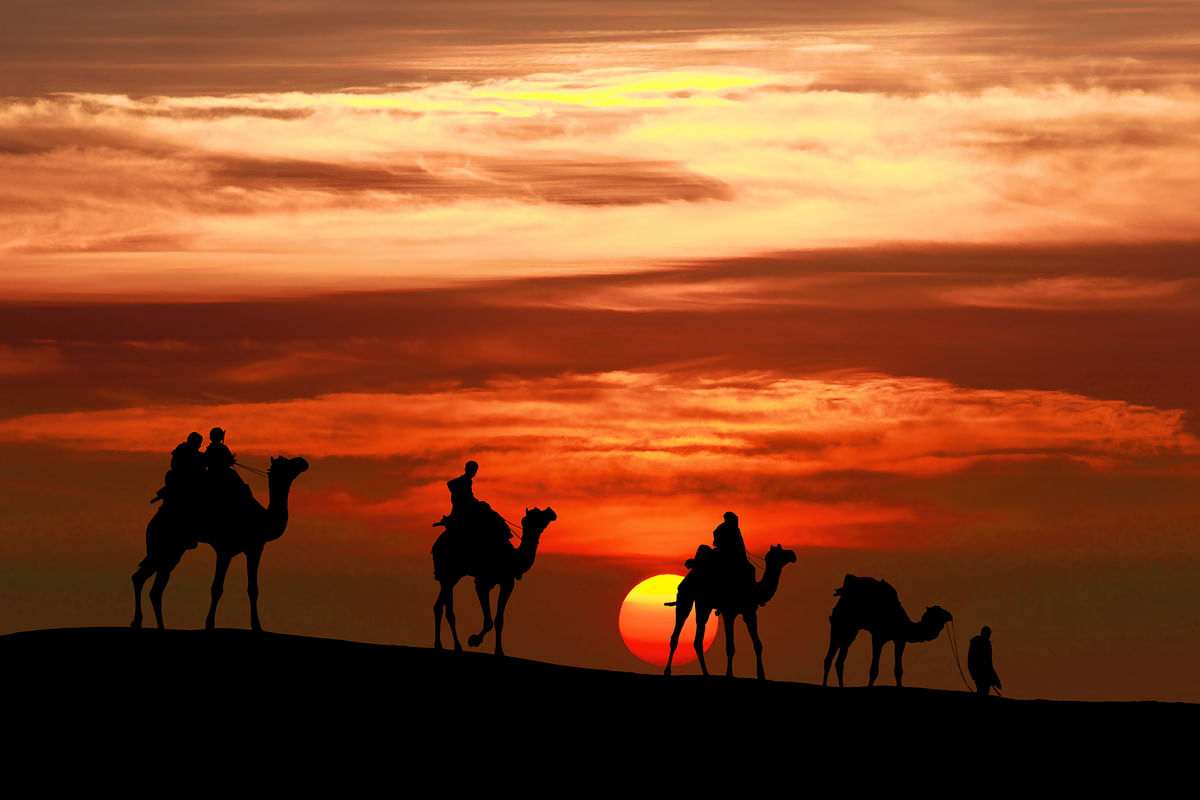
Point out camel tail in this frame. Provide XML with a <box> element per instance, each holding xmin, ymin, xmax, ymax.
<box><xmin>664</xmin><ymin>601</ymin><xmax>677</xmax><ymax>607</ymax></box>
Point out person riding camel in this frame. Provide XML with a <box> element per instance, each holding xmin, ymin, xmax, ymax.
<box><xmin>682</xmin><ymin>511</ymin><xmax>757</xmax><ymax>610</ymax></box>
<box><xmin>152</xmin><ymin>431</ymin><xmax>204</xmax><ymax>505</ymax></box>
<box><xmin>205</xmin><ymin>426</ymin><xmax>251</xmax><ymax>503</ymax></box>
<box><xmin>434</xmin><ymin>460</ymin><xmax>511</xmax><ymax>548</ymax></box>
<box><xmin>711</xmin><ymin>511</ymin><xmax>756</xmax><ymax>606</ymax></box>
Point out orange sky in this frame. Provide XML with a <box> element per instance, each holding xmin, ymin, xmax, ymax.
<box><xmin>3</xmin><ymin>2</ymin><xmax>1200</xmax><ymax>701</ymax></box>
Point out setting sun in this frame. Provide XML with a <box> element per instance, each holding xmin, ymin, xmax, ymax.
<box><xmin>618</xmin><ymin>574</ymin><xmax>718</xmax><ymax>667</ymax></box>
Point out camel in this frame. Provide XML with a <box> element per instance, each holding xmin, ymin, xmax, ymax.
<box><xmin>432</xmin><ymin>506</ymin><xmax>557</xmax><ymax>657</ymax></box>
<box><xmin>664</xmin><ymin>544</ymin><xmax>797</xmax><ymax>680</ymax></box>
<box><xmin>130</xmin><ymin>455</ymin><xmax>309</xmax><ymax>632</ymax></box>
<box><xmin>821</xmin><ymin>573</ymin><xmax>952</xmax><ymax>687</ymax></box>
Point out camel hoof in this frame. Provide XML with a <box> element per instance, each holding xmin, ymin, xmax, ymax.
<box><xmin>664</xmin><ymin>667</ymin><xmax>671</xmax><ymax>677</ymax></box>
<box><xmin>130</xmin><ymin>619</ymin><xmax>141</xmax><ymax>630</ymax></box>
<box><xmin>467</xmin><ymin>634</ymin><xmax>483</xmax><ymax>648</ymax></box>
<box><xmin>435</xmin><ymin>641</ymin><xmax>443</xmax><ymax>651</ymax></box>
<box><xmin>454</xmin><ymin>643</ymin><xmax>462</xmax><ymax>652</ymax></box>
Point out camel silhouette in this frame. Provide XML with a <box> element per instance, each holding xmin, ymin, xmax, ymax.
<box><xmin>821</xmin><ymin>574</ymin><xmax>952</xmax><ymax>687</ymax></box>
<box><xmin>664</xmin><ymin>544</ymin><xmax>797</xmax><ymax>680</ymax></box>
<box><xmin>432</xmin><ymin>506</ymin><xmax>557</xmax><ymax>657</ymax></box>
<box><xmin>130</xmin><ymin>455</ymin><xmax>309</xmax><ymax>632</ymax></box>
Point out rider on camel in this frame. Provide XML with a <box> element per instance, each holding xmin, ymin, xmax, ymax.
<box><xmin>434</xmin><ymin>460</ymin><xmax>511</xmax><ymax>548</ymax></box>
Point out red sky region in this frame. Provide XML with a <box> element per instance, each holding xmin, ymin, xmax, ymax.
<box><xmin>3</xmin><ymin>3</ymin><xmax>1200</xmax><ymax>701</ymax></box>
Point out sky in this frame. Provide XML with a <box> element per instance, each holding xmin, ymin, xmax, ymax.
<box><xmin>3</xmin><ymin>1</ymin><xmax>1199</xmax><ymax>701</ymax></box>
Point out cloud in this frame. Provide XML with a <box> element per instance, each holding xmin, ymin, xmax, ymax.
<box><xmin>943</xmin><ymin>276</ymin><xmax>1199</xmax><ymax>310</ymax></box>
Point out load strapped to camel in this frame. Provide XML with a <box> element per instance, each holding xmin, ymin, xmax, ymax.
<box><xmin>831</xmin><ymin>573</ymin><xmax>900</xmax><ymax>618</ymax></box>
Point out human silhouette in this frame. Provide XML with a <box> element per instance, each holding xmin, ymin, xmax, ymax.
<box><xmin>967</xmin><ymin>625</ymin><xmax>1002</xmax><ymax>696</ymax></box>
<box><xmin>434</xmin><ymin>460</ymin><xmax>511</xmax><ymax>554</ymax></box>
<box><xmin>131</xmin><ymin>453</ymin><xmax>309</xmax><ymax>632</ymax></box>
<box><xmin>151</xmin><ymin>431</ymin><xmax>203</xmax><ymax>504</ymax></box>
<box><xmin>150</xmin><ymin>431</ymin><xmax>205</xmax><ymax>548</ymax></box>
<box><xmin>711</xmin><ymin>511</ymin><xmax>755</xmax><ymax>607</ymax></box>
<box><xmin>664</xmin><ymin>543</ymin><xmax>796</xmax><ymax>680</ymax></box>
<box><xmin>822</xmin><ymin>574</ymin><xmax>953</xmax><ymax>687</ymax></box>
<box><xmin>206</xmin><ymin>426</ymin><xmax>251</xmax><ymax>502</ymax></box>
<box><xmin>432</xmin><ymin>506</ymin><xmax>557</xmax><ymax>656</ymax></box>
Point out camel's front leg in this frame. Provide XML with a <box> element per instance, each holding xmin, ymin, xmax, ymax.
<box><xmin>466</xmin><ymin>581</ymin><xmax>494</xmax><ymax>648</ymax></box>
<box><xmin>893</xmin><ymin>639</ymin><xmax>906</xmax><ymax>686</ymax></box>
<box><xmin>693</xmin><ymin>606</ymin><xmax>713</xmax><ymax>676</ymax></box>
<box><xmin>246</xmin><ymin>546</ymin><xmax>264</xmax><ymax>633</ymax></box>
<box><xmin>492</xmin><ymin>579</ymin><xmax>514</xmax><ymax>657</ymax></box>
<box><xmin>148</xmin><ymin>570</ymin><xmax>171</xmax><ymax>630</ymax></box>
<box><xmin>723</xmin><ymin>610</ymin><xmax>737</xmax><ymax>677</ymax></box>
<box><xmin>868</xmin><ymin>634</ymin><xmax>886</xmax><ymax>687</ymax></box>
<box><xmin>131</xmin><ymin>563</ymin><xmax>154</xmax><ymax>629</ymax></box>
<box><xmin>664</xmin><ymin>598</ymin><xmax>694</xmax><ymax>676</ymax></box>
<box><xmin>205</xmin><ymin>552</ymin><xmax>233</xmax><ymax>630</ymax></box>
<box><xmin>744</xmin><ymin>610</ymin><xmax>765</xmax><ymax>680</ymax></box>
<box><xmin>434</xmin><ymin>581</ymin><xmax>462</xmax><ymax>651</ymax></box>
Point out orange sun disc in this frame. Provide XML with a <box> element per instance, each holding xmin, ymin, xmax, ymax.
<box><xmin>619</xmin><ymin>574</ymin><xmax>719</xmax><ymax>667</ymax></box>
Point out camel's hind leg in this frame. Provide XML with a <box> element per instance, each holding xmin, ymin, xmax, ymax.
<box><xmin>664</xmin><ymin>597</ymin><xmax>695</xmax><ymax>676</ymax></box>
<box><xmin>492</xmin><ymin>579</ymin><xmax>513</xmax><ymax>657</ymax></box>
<box><xmin>693</xmin><ymin>606</ymin><xmax>713</xmax><ymax>677</ymax></box>
<box><xmin>466</xmin><ymin>581</ymin><xmax>494</xmax><ymax>649</ymax></box>
<box><xmin>131</xmin><ymin>563</ymin><xmax>155</xmax><ymax>629</ymax></box>
<box><xmin>434</xmin><ymin>580</ymin><xmax>463</xmax><ymax>651</ymax></box>
<box><xmin>823</xmin><ymin>623</ymin><xmax>857</xmax><ymax>687</ymax></box>
<box><xmin>148</xmin><ymin>570</ymin><xmax>172</xmax><ymax>630</ymax></box>
<box><xmin>205</xmin><ymin>552</ymin><xmax>232</xmax><ymax>631</ymax></box>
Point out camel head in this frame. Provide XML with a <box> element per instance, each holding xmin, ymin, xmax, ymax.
<box><xmin>766</xmin><ymin>544</ymin><xmax>797</xmax><ymax>568</ymax></box>
<box><xmin>921</xmin><ymin>605</ymin><xmax>953</xmax><ymax>629</ymax></box>
<box><xmin>521</xmin><ymin>506</ymin><xmax>557</xmax><ymax>536</ymax></box>
<box><xmin>269</xmin><ymin>455</ymin><xmax>310</xmax><ymax>485</ymax></box>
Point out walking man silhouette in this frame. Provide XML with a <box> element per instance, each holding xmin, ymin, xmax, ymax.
<box><xmin>967</xmin><ymin>625</ymin><xmax>1002</xmax><ymax>696</ymax></box>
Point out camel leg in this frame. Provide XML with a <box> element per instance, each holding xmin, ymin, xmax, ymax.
<box><xmin>492</xmin><ymin>579</ymin><xmax>513</xmax><ymax>657</ymax></box>
<box><xmin>822</xmin><ymin>622</ymin><xmax>837</xmax><ymax>686</ymax></box>
<box><xmin>694</xmin><ymin>606</ymin><xmax>712</xmax><ymax>677</ymax></box>
<box><xmin>664</xmin><ymin>598</ymin><xmax>694</xmax><ymax>676</ymax></box>
<box><xmin>246</xmin><ymin>546</ymin><xmax>264</xmax><ymax>633</ymax></box>
<box><xmin>893</xmin><ymin>640</ymin><xmax>906</xmax><ymax>686</ymax></box>
<box><xmin>205</xmin><ymin>552</ymin><xmax>232</xmax><ymax>631</ymax></box>
<box><xmin>826</xmin><ymin>626</ymin><xmax>856</xmax><ymax>687</ymax></box>
<box><xmin>148</xmin><ymin>570</ymin><xmax>171</xmax><ymax>630</ymax></box>
<box><xmin>723</xmin><ymin>611</ymin><xmax>737</xmax><ymax>677</ymax></box>
<box><xmin>744</xmin><ymin>610</ymin><xmax>765</xmax><ymax>680</ymax></box>
<box><xmin>131</xmin><ymin>563</ymin><xmax>155</xmax><ymax>629</ymax></box>
<box><xmin>434</xmin><ymin>581</ymin><xmax>463</xmax><ymax>651</ymax></box>
<box><xmin>868</xmin><ymin>634</ymin><xmax>886</xmax><ymax>687</ymax></box>
<box><xmin>467</xmin><ymin>581</ymin><xmax>494</xmax><ymax>648</ymax></box>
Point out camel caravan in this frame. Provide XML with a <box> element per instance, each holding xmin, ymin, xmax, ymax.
<box><xmin>131</xmin><ymin>440</ymin><xmax>999</xmax><ymax>693</ymax></box>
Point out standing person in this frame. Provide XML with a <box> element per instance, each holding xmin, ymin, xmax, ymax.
<box><xmin>967</xmin><ymin>625</ymin><xmax>1002</xmax><ymax>696</ymax></box>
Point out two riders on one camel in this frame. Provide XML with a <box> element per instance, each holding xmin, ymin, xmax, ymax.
<box><xmin>151</xmin><ymin>427</ymin><xmax>254</xmax><ymax>549</ymax></box>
